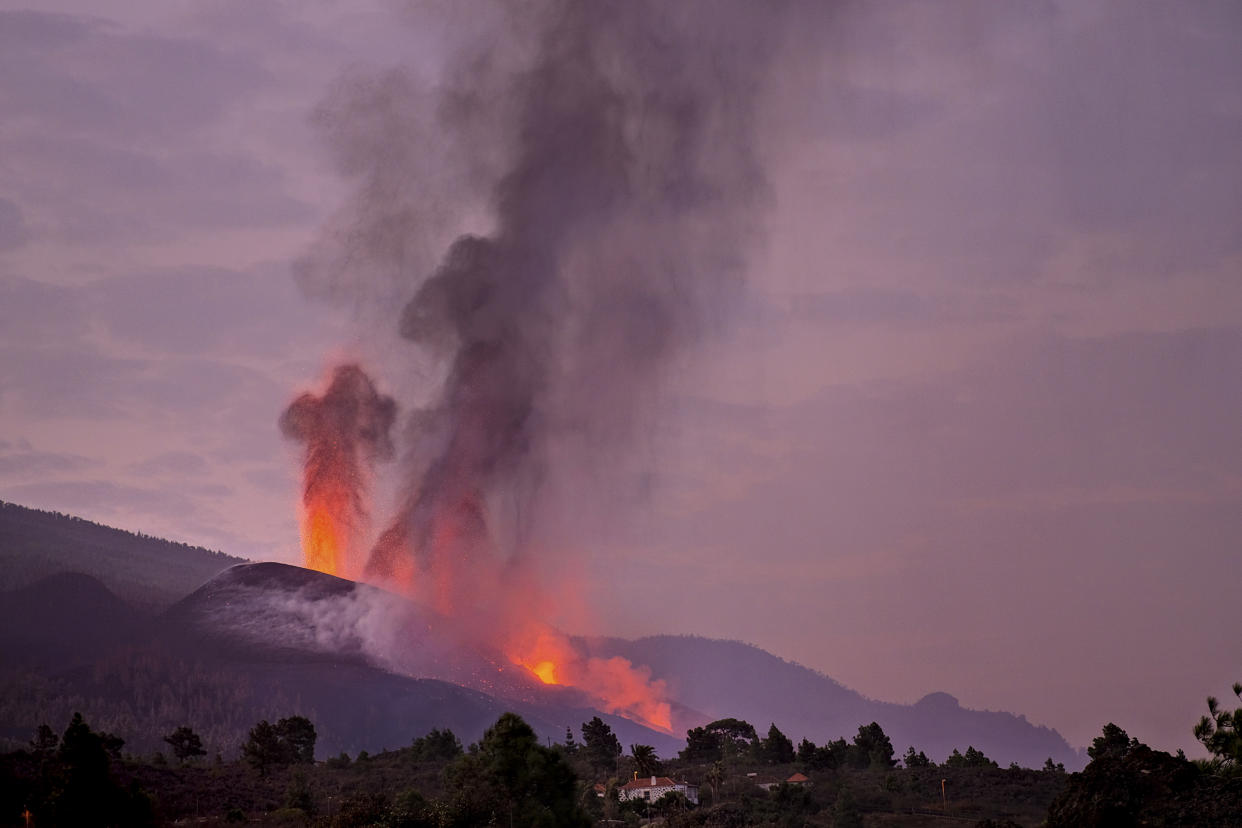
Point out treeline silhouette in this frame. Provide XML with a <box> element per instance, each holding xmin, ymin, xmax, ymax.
<box><xmin>4</xmin><ymin>703</ymin><xmax>1240</xmax><ymax>826</ymax></box>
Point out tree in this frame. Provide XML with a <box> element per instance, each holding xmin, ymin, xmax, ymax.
<box><xmin>31</xmin><ymin>723</ymin><xmax>58</xmax><ymax>754</ymax></box>
<box><xmin>1088</xmin><ymin>723</ymin><xmax>1137</xmax><ymax>762</ymax></box>
<box><xmin>164</xmin><ymin>726</ymin><xmax>207</xmax><ymax>763</ymax></box>
<box><xmin>945</xmin><ymin>746</ymin><xmax>997</xmax><ymax>768</ymax></box>
<box><xmin>851</xmin><ymin>722</ymin><xmax>895</xmax><ymax>768</ymax></box>
<box><xmin>581</xmin><ymin>716</ymin><xmax>621</xmax><ymax>775</ymax></box>
<box><xmin>705</xmin><ymin>761</ymin><xmax>725</xmax><ymax>804</ymax></box>
<box><xmin>410</xmin><ymin>727</ymin><xmax>462</xmax><ymax>762</ymax></box>
<box><xmin>762</xmin><ymin>723</ymin><xmax>796</xmax><ymax>765</ymax></box>
<box><xmin>447</xmin><ymin>712</ymin><xmax>590</xmax><ymax>827</ymax></box>
<box><xmin>242</xmin><ymin>720</ymin><xmax>284</xmax><ymax>776</ymax></box>
<box><xmin>564</xmin><ymin>726</ymin><xmax>579</xmax><ymax>755</ymax></box>
<box><xmin>796</xmin><ymin>738</ymin><xmax>817</xmax><ymax>765</ymax></box>
<box><xmin>681</xmin><ymin>726</ymin><xmax>722</xmax><ymax>763</ymax></box>
<box><xmin>53</xmin><ymin>713</ymin><xmax>151</xmax><ymax>827</ymax></box>
<box><xmin>806</xmin><ymin>737</ymin><xmax>849</xmax><ymax>771</ymax></box>
<box><xmin>1194</xmin><ymin>681</ymin><xmax>1242</xmax><ymax>764</ymax></box>
<box><xmin>652</xmin><ymin>790</ymin><xmax>690</xmax><ymax>818</ymax></box>
<box><xmin>631</xmin><ymin>743</ymin><xmax>660</xmax><ymax>776</ymax></box>
<box><xmin>277</xmin><ymin>715</ymin><xmax>316</xmax><ymax>764</ymax></box>
<box><xmin>1043</xmin><ymin>757</ymin><xmax>1066</xmax><ymax>773</ymax></box>
<box><xmin>903</xmin><ymin>745</ymin><xmax>932</xmax><ymax>768</ymax></box>
<box><xmin>704</xmin><ymin>718</ymin><xmax>759</xmax><ymax>760</ymax></box>
<box><xmin>242</xmin><ymin>716</ymin><xmax>316</xmax><ymax>775</ymax></box>
<box><xmin>831</xmin><ymin>783</ymin><xmax>863</xmax><ymax>828</ymax></box>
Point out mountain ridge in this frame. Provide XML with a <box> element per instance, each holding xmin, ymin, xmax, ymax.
<box><xmin>0</xmin><ymin>501</ymin><xmax>1084</xmax><ymax>768</ymax></box>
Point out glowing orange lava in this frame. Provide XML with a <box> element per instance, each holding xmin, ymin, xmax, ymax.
<box><xmin>531</xmin><ymin>661</ymin><xmax>558</xmax><ymax>684</ymax></box>
<box><xmin>507</xmin><ymin>620</ymin><xmax>673</xmax><ymax>733</ymax></box>
<box><xmin>302</xmin><ymin>496</ymin><xmax>347</xmax><ymax>577</ymax></box>
<box><xmin>289</xmin><ymin>364</ymin><xmax>673</xmax><ymax>735</ymax></box>
<box><xmin>281</xmin><ymin>363</ymin><xmax>395</xmax><ymax>581</ymax></box>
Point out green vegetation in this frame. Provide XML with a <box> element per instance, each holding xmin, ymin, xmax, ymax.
<box><xmin>1194</xmin><ymin>680</ymin><xmax>1242</xmax><ymax>766</ymax></box>
<box><xmin>9</xmin><ymin>707</ymin><xmax>1239</xmax><ymax>826</ymax></box>
<box><xmin>581</xmin><ymin>715</ymin><xmax>622</xmax><ymax>776</ymax></box>
<box><xmin>163</xmin><ymin>726</ymin><xmax>206</xmax><ymax>763</ymax></box>
<box><xmin>1047</xmin><ymin>722</ymin><xmax>1242</xmax><ymax>826</ymax></box>
<box><xmin>243</xmin><ymin>717</ymin><xmax>317</xmax><ymax>776</ymax></box>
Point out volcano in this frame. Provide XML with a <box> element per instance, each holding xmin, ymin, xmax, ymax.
<box><xmin>0</xmin><ymin>503</ymin><xmax>1084</xmax><ymax>766</ymax></box>
<box><xmin>154</xmin><ymin>562</ymin><xmax>691</xmax><ymax>755</ymax></box>
<box><xmin>153</xmin><ymin>562</ymin><xmax>1084</xmax><ymax>767</ymax></box>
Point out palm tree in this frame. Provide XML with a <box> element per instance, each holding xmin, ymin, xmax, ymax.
<box><xmin>630</xmin><ymin>743</ymin><xmax>660</xmax><ymax>777</ymax></box>
<box><xmin>706</xmin><ymin>760</ymin><xmax>725</xmax><ymax>804</ymax></box>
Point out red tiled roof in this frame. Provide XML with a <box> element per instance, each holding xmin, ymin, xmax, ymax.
<box><xmin>786</xmin><ymin>772</ymin><xmax>809</xmax><ymax>783</ymax></box>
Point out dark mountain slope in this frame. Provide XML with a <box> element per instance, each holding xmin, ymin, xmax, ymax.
<box><xmin>0</xmin><ymin>500</ymin><xmax>244</xmax><ymax>610</ymax></box>
<box><xmin>0</xmin><ymin>572</ymin><xmax>150</xmax><ymax>672</ymax></box>
<box><xmin>586</xmin><ymin>634</ymin><xmax>1083</xmax><ymax>770</ymax></box>
<box><xmin>158</xmin><ymin>562</ymin><xmax>686</xmax><ymax>755</ymax></box>
<box><xmin>0</xmin><ymin>563</ymin><xmax>684</xmax><ymax>759</ymax></box>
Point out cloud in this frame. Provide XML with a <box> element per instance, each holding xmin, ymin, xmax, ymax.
<box><xmin>3</xmin><ymin>479</ymin><xmax>201</xmax><ymax>523</ymax></box>
<box><xmin>0</xmin><ymin>9</ymin><xmax>316</xmax><ymax>247</ymax></box>
<box><xmin>0</xmin><ymin>198</ymin><xmax>29</xmax><ymax>250</ymax></box>
<box><xmin>0</xmin><ymin>10</ymin><xmax>267</xmax><ymax>141</ymax></box>
<box><xmin>127</xmin><ymin>451</ymin><xmax>210</xmax><ymax>477</ymax></box>
<box><xmin>85</xmin><ymin>266</ymin><xmax>334</xmax><ymax>357</ymax></box>
<box><xmin>4</xmin><ymin>135</ymin><xmax>314</xmax><ymax>244</ymax></box>
<box><xmin>0</xmin><ymin>345</ymin><xmax>143</xmax><ymax>419</ymax></box>
<box><xmin>0</xmin><ymin>276</ymin><xmax>84</xmax><ymax>344</ymax></box>
<box><xmin>785</xmin><ymin>286</ymin><xmax>1018</xmax><ymax>328</ymax></box>
<box><xmin>0</xmin><ymin>447</ymin><xmax>99</xmax><ymax>477</ymax></box>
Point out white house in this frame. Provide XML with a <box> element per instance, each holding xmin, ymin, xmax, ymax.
<box><xmin>617</xmin><ymin>775</ymin><xmax>700</xmax><ymax>805</ymax></box>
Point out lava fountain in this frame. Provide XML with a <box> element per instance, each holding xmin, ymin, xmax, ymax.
<box><xmin>280</xmin><ymin>364</ymin><xmax>396</xmax><ymax>580</ymax></box>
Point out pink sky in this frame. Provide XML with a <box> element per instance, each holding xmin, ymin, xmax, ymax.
<box><xmin>1</xmin><ymin>1</ymin><xmax>1239</xmax><ymax>757</ymax></box>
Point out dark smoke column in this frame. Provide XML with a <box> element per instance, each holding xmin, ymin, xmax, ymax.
<box><xmin>362</xmin><ymin>0</ymin><xmax>789</xmax><ymax>612</ymax></box>
<box><xmin>280</xmin><ymin>364</ymin><xmax>396</xmax><ymax>579</ymax></box>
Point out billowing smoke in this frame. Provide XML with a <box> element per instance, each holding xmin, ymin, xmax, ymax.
<box><xmin>292</xmin><ymin>0</ymin><xmax>794</xmax><ymax>730</ymax></box>
<box><xmin>279</xmin><ymin>364</ymin><xmax>397</xmax><ymax>580</ymax></box>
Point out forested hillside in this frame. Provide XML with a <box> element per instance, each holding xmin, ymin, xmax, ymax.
<box><xmin>0</xmin><ymin>500</ymin><xmax>244</xmax><ymax>609</ymax></box>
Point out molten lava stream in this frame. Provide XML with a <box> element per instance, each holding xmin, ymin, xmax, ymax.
<box><xmin>509</xmin><ymin>625</ymin><xmax>673</xmax><ymax>734</ymax></box>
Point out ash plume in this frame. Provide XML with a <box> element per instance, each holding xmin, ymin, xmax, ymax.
<box><xmin>290</xmin><ymin>0</ymin><xmax>797</xmax><ymax>732</ymax></box>
<box><xmin>279</xmin><ymin>364</ymin><xmax>397</xmax><ymax>579</ymax></box>
<box><xmin>303</xmin><ymin>0</ymin><xmax>794</xmax><ymax>586</ymax></box>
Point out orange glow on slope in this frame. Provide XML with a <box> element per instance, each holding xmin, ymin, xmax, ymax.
<box><xmin>507</xmin><ymin>620</ymin><xmax>673</xmax><ymax>733</ymax></box>
<box><xmin>531</xmin><ymin>661</ymin><xmax>558</xmax><ymax>684</ymax></box>
<box><xmin>290</xmin><ymin>364</ymin><xmax>672</xmax><ymax>734</ymax></box>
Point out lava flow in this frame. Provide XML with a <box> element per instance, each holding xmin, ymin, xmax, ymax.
<box><xmin>507</xmin><ymin>620</ymin><xmax>673</xmax><ymax>732</ymax></box>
